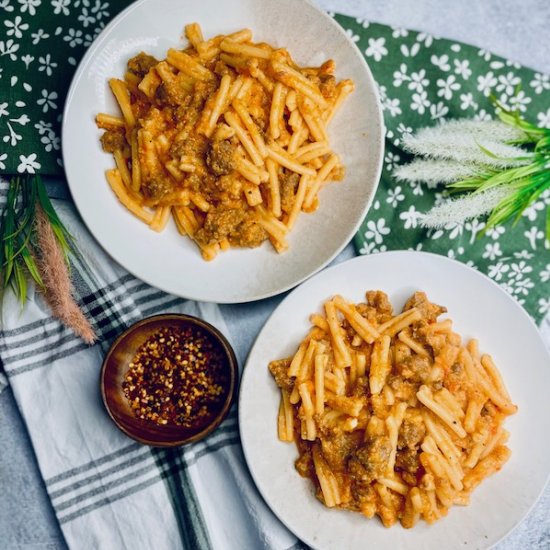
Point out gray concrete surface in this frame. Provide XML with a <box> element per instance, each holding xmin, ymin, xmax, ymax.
<box><xmin>1</xmin><ymin>1</ymin><xmax>549</xmax><ymax>548</ymax></box>
<box><xmin>317</xmin><ymin>0</ymin><xmax>550</xmax><ymax>74</ymax></box>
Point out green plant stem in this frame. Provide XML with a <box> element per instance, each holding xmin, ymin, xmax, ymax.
<box><xmin>0</xmin><ymin>175</ymin><xmax>73</xmax><ymax>306</ymax></box>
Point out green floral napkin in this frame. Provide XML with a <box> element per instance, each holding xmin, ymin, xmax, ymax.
<box><xmin>0</xmin><ymin>3</ymin><xmax>548</xmax><ymax>321</ymax></box>
<box><xmin>0</xmin><ymin>0</ymin><xmax>129</xmax><ymax>174</ymax></box>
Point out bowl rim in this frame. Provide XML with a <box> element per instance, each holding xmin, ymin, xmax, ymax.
<box><xmin>100</xmin><ymin>312</ymin><xmax>239</xmax><ymax>447</ymax></box>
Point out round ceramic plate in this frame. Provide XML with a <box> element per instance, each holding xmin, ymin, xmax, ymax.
<box><xmin>62</xmin><ymin>0</ymin><xmax>384</xmax><ymax>303</ymax></box>
<box><xmin>239</xmin><ymin>251</ymin><xmax>550</xmax><ymax>550</ymax></box>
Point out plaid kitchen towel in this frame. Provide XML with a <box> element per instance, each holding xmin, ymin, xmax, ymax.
<box><xmin>0</xmin><ymin>191</ymin><xmax>299</xmax><ymax>550</ymax></box>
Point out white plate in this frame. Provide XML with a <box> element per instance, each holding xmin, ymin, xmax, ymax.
<box><xmin>239</xmin><ymin>251</ymin><xmax>550</xmax><ymax>549</ymax></box>
<box><xmin>62</xmin><ymin>0</ymin><xmax>384</xmax><ymax>303</ymax></box>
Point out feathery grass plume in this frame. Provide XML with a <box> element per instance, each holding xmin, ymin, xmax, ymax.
<box><xmin>420</xmin><ymin>186</ymin><xmax>515</xmax><ymax>228</ymax></box>
<box><xmin>397</xmin><ymin>96</ymin><xmax>550</xmax><ymax>239</ymax></box>
<box><xmin>34</xmin><ymin>205</ymin><xmax>97</xmax><ymax>344</ymax></box>
<box><xmin>402</xmin><ymin>122</ymin><xmax>531</xmax><ymax>168</ymax></box>
<box><xmin>421</xmin><ymin>119</ymin><xmax>525</xmax><ymax>142</ymax></box>
<box><xmin>0</xmin><ymin>176</ymin><xmax>97</xmax><ymax>344</ymax></box>
<box><xmin>395</xmin><ymin>159</ymin><xmax>485</xmax><ymax>186</ymax></box>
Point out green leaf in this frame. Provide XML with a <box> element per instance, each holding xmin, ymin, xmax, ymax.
<box><xmin>21</xmin><ymin>247</ymin><xmax>44</xmax><ymax>289</ymax></box>
<box><xmin>0</xmin><ymin>175</ymin><xmax>80</xmax><ymax>306</ymax></box>
<box><xmin>491</xmin><ymin>92</ymin><xmax>549</xmax><ymax>145</ymax></box>
<box><xmin>535</xmin><ymin>137</ymin><xmax>550</xmax><ymax>152</ymax></box>
<box><xmin>476</xmin><ymin>143</ymin><xmax>501</xmax><ymax>160</ymax></box>
<box><xmin>12</xmin><ymin>260</ymin><xmax>27</xmax><ymax>306</ymax></box>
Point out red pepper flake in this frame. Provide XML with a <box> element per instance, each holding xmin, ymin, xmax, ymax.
<box><xmin>122</xmin><ymin>326</ymin><xmax>229</xmax><ymax>428</ymax></box>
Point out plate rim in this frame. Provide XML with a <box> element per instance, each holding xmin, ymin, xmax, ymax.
<box><xmin>238</xmin><ymin>250</ymin><xmax>550</xmax><ymax>549</ymax></box>
<box><xmin>61</xmin><ymin>0</ymin><xmax>385</xmax><ymax>304</ymax></box>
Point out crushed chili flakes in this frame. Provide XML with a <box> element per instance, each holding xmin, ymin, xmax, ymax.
<box><xmin>122</xmin><ymin>325</ymin><xmax>229</xmax><ymax>428</ymax></box>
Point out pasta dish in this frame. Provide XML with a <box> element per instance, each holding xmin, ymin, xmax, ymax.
<box><xmin>269</xmin><ymin>291</ymin><xmax>517</xmax><ymax>527</ymax></box>
<box><xmin>96</xmin><ymin>23</ymin><xmax>354</xmax><ymax>260</ymax></box>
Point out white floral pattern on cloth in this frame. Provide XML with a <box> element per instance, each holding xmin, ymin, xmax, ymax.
<box><xmin>329</xmin><ymin>15</ymin><xmax>550</xmax><ymax>323</ymax></box>
<box><xmin>0</xmin><ymin>0</ymin><xmax>118</xmax><ymax>174</ymax></box>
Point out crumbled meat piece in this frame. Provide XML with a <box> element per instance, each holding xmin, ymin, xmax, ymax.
<box><xmin>169</xmin><ymin>137</ymin><xmax>208</xmax><ymax>170</ymax></box>
<box><xmin>434</xmin><ymin>343</ymin><xmax>460</xmax><ymax>368</ymax></box>
<box><xmin>395</xmin><ymin>447</ymin><xmax>421</xmax><ymax>475</ymax></box>
<box><xmin>229</xmin><ymin>218</ymin><xmax>267</xmax><ymax>248</ymax></box>
<box><xmin>319</xmin><ymin>74</ymin><xmax>337</xmax><ymax>101</ymax></box>
<box><xmin>401</xmin><ymin>471</ymin><xmax>419</xmax><ymax>487</ymax></box>
<box><xmin>171</xmin><ymin>92</ymin><xmax>195</xmax><ymax>123</ymax></box>
<box><xmin>370</xmin><ymin>394</ymin><xmax>389</xmax><ymax>419</ymax></box>
<box><xmin>215</xmin><ymin>175</ymin><xmax>242</xmax><ymax>196</ymax></box>
<box><xmin>396</xmin><ymin>339</ymin><xmax>414</xmax><ymax>363</ymax></box>
<box><xmin>445</xmin><ymin>357</ymin><xmax>467</xmax><ymax>393</ymax></box>
<box><xmin>348</xmin><ymin>436</ymin><xmax>392</xmax><ymax>483</ymax></box>
<box><xmin>142</xmin><ymin>174</ymin><xmax>175</xmax><ymax>202</ymax></box>
<box><xmin>350</xmin><ymin>478</ymin><xmax>376</xmax><ymax>505</ymax></box>
<box><xmin>320</xmin><ymin>431</ymin><xmax>362</xmax><ymax>472</ymax></box>
<box><xmin>350</xmin><ymin>376</ymin><xmax>370</xmax><ymax>398</ymax></box>
<box><xmin>127</xmin><ymin>52</ymin><xmax>159</xmax><ymax>78</ymax></box>
<box><xmin>403</xmin><ymin>291</ymin><xmax>447</xmax><ymax>322</ymax></box>
<box><xmin>366</xmin><ymin>291</ymin><xmax>393</xmax><ymax>317</ymax></box>
<box><xmin>206</xmin><ymin>140</ymin><xmax>235</xmax><ymax>176</ymax></box>
<box><xmin>268</xmin><ymin>358</ymin><xmax>293</xmax><ymax>392</ymax></box>
<box><xmin>170</xmin><ymin>80</ymin><xmax>216</xmax><ymax>134</ymax></box>
<box><xmin>356</xmin><ymin>291</ymin><xmax>394</xmax><ymax>325</ymax></box>
<box><xmin>355</xmin><ymin>303</ymin><xmax>376</xmax><ymax>325</ymax></box>
<box><xmin>450</xmin><ymin>362</ymin><xmax>462</xmax><ymax>375</ymax></box>
<box><xmin>159</xmin><ymin>72</ymin><xmax>199</xmax><ymax>106</ymax></box>
<box><xmin>295</xmin><ymin>447</ymin><xmax>314</xmax><ymax>478</ymax></box>
<box><xmin>100</xmin><ymin>129</ymin><xmax>127</xmax><ymax>153</ymax></box>
<box><xmin>194</xmin><ymin>207</ymin><xmax>267</xmax><ymax>248</ymax></box>
<box><xmin>154</xmin><ymin>82</ymin><xmax>188</xmax><ymax>108</ymax></box>
<box><xmin>244</xmin><ymin>83</ymin><xmax>270</xmax><ymax>128</ymax></box>
<box><xmin>397</xmin><ymin>354</ymin><xmax>431</xmax><ymax>383</ymax></box>
<box><xmin>279</xmin><ymin>171</ymin><xmax>300</xmax><ymax>213</ymax></box>
<box><xmin>398</xmin><ymin>411</ymin><xmax>426</xmax><ymax>449</ymax></box>
<box><xmin>195</xmin><ymin>79</ymin><xmax>220</xmax><ymax>105</ymax></box>
<box><xmin>195</xmin><ymin>208</ymin><xmax>246</xmax><ymax>245</ymax></box>
<box><xmin>154</xmin><ymin>83</ymin><xmax>169</xmax><ymax>104</ymax></box>
<box><xmin>392</xmin><ymin>378</ymin><xmax>417</xmax><ymax>403</ymax></box>
<box><xmin>196</xmin><ymin>173</ymin><xmax>219</xmax><ymax>196</ymax></box>
<box><xmin>423</xmin><ymin>334</ymin><xmax>446</xmax><ymax>356</ymax></box>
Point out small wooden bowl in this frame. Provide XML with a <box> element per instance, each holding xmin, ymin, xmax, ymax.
<box><xmin>100</xmin><ymin>314</ymin><xmax>238</xmax><ymax>447</ymax></box>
